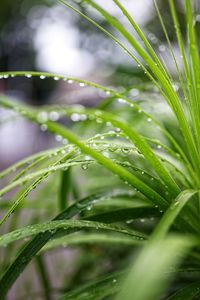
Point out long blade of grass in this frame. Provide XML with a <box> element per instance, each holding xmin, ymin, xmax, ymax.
<box><xmin>0</xmin><ymin>96</ymin><xmax>169</xmax><ymax>208</ymax></box>
<box><xmin>42</xmin><ymin>233</ymin><xmax>143</xmax><ymax>253</ymax></box>
<box><xmin>35</xmin><ymin>255</ymin><xmax>52</xmax><ymax>300</ymax></box>
<box><xmin>151</xmin><ymin>189</ymin><xmax>198</xmax><ymax>240</ymax></box>
<box><xmin>167</xmin><ymin>282</ymin><xmax>200</xmax><ymax>299</ymax></box>
<box><xmin>59</xmin><ymin>271</ymin><xmax>123</xmax><ymax>300</ymax></box>
<box><xmin>115</xmin><ymin>236</ymin><xmax>195</xmax><ymax>300</ymax></box>
<box><xmin>153</xmin><ymin>0</ymin><xmax>188</xmax><ymax>98</ymax></box>
<box><xmin>0</xmin><ymin>70</ymin><xmax>194</xmax><ymax>170</ymax></box>
<box><xmin>185</xmin><ymin>0</ymin><xmax>200</xmax><ymax>149</ymax></box>
<box><xmin>80</xmin><ymin>0</ymin><xmax>200</xmax><ymax>175</ymax></box>
<box><xmin>112</xmin><ymin>0</ymin><xmax>170</xmax><ymax>80</ymax></box>
<box><xmin>0</xmin><ymin>190</ymin><xmax>145</xmax><ymax>297</ymax></box>
<box><xmin>59</xmin><ymin>169</ymin><xmax>71</xmax><ymax>210</ymax></box>
<box><xmin>0</xmin><ymin>219</ymin><xmax>146</xmax><ymax>248</ymax></box>
<box><xmin>0</xmin><ymin>95</ymin><xmax>181</xmax><ymax>198</ymax></box>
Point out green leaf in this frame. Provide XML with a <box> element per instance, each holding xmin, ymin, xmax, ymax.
<box><xmin>167</xmin><ymin>282</ymin><xmax>200</xmax><ymax>300</ymax></box>
<box><xmin>0</xmin><ymin>219</ymin><xmax>146</xmax><ymax>248</ymax></box>
<box><xmin>0</xmin><ymin>191</ymin><xmax>144</xmax><ymax>297</ymax></box>
<box><xmin>59</xmin><ymin>271</ymin><xmax>123</xmax><ymax>300</ymax></box>
<box><xmin>59</xmin><ymin>168</ymin><xmax>71</xmax><ymax>210</ymax></box>
<box><xmin>151</xmin><ymin>190</ymin><xmax>199</xmax><ymax>240</ymax></box>
<box><xmin>42</xmin><ymin>232</ymin><xmax>142</xmax><ymax>252</ymax></box>
<box><xmin>115</xmin><ymin>236</ymin><xmax>195</xmax><ymax>300</ymax></box>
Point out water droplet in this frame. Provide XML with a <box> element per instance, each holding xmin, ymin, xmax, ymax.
<box><xmin>80</xmin><ymin>114</ymin><xmax>87</xmax><ymax>121</ymax></box>
<box><xmin>87</xmin><ymin>205</ymin><xmax>92</xmax><ymax>211</ymax></box>
<box><xmin>79</xmin><ymin>82</ymin><xmax>85</xmax><ymax>87</ymax></box>
<box><xmin>71</xmin><ymin>113</ymin><xmax>81</xmax><ymax>122</ymax></box>
<box><xmin>95</xmin><ymin>111</ymin><xmax>102</xmax><ymax>116</ymax></box>
<box><xmin>113</xmin><ymin>279</ymin><xmax>117</xmax><ymax>283</ymax></box>
<box><xmin>159</xmin><ymin>45</ymin><xmax>166</xmax><ymax>52</ymax></box>
<box><xmin>121</xmin><ymin>147</ymin><xmax>130</xmax><ymax>154</ymax></box>
<box><xmin>40</xmin><ymin>124</ymin><xmax>48</xmax><ymax>131</ymax></box>
<box><xmin>81</xmin><ymin>163</ymin><xmax>89</xmax><ymax>170</ymax></box>
<box><xmin>147</xmin><ymin>117</ymin><xmax>152</xmax><ymax>122</ymax></box>
<box><xmin>37</xmin><ymin>111</ymin><xmax>48</xmax><ymax>123</ymax></box>
<box><xmin>148</xmin><ymin>33</ymin><xmax>158</xmax><ymax>44</ymax></box>
<box><xmin>55</xmin><ymin>135</ymin><xmax>63</xmax><ymax>142</ymax></box>
<box><xmin>62</xmin><ymin>139</ymin><xmax>68</xmax><ymax>145</ymax></box>
<box><xmin>3</xmin><ymin>74</ymin><xmax>9</xmax><ymax>79</ymax></box>
<box><xmin>40</xmin><ymin>75</ymin><xmax>46</xmax><ymax>79</ymax></box>
<box><xmin>130</xmin><ymin>89</ymin><xmax>139</xmax><ymax>97</ymax></box>
<box><xmin>118</xmin><ymin>98</ymin><xmax>126</xmax><ymax>103</ymax></box>
<box><xmin>157</xmin><ymin>145</ymin><xmax>162</xmax><ymax>149</ymax></box>
<box><xmin>109</xmin><ymin>146</ymin><xmax>118</xmax><ymax>152</ymax></box>
<box><xmin>76</xmin><ymin>202</ymin><xmax>87</xmax><ymax>208</ymax></box>
<box><xmin>67</xmin><ymin>79</ymin><xmax>74</xmax><ymax>84</ymax></box>
<box><xmin>84</xmin><ymin>155</ymin><xmax>91</xmax><ymax>161</ymax></box>
<box><xmin>126</xmin><ymin>219</ymin><xmax>133</xmax><ymax>224</ymax></box>
<box><xmin>54</xmin><ymin>76</ymin><xmax>59</xmax><ymax>81</ymax></box>
<box><xmin>172</xmin><ymin>83</ymin><xmax>179</xmax><ymax>92</ymax></box>
<box><xmin>25</xmin><ymin>74</ymin><xmax>32</xmax><ymax>78</ymax></box>
<box><xmin>49</xmin><ymin>111</ymin><xmax>60</xmax><ymax>121</ymax></box>
<box><xmin>96</xmin><ymin>118</ymin><xmax>103</xmax><ymax>123</ymax></box>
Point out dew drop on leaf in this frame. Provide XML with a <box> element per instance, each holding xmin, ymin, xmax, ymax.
<box><xmin>49</xmin><ymin>111</ymin><xmax>60</xmax><ymax>121</ymax></box>
<box><xmin>67</xmin><ymin>79</ymin><xmax>74</xmax><ymax>84</ymax></box>
<box><xmin>81</xmin><ymin>163</ymin><xmax>89</xmax><ymax>170</ymax></box>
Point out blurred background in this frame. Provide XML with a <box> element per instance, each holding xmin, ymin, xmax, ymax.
<box><xmin>1</xmin><ymin>0</ymin><xmax>200</xmax><ymax>169</ymax></box>
<box><xmin>0</xmin><ymin>1</ymin><xmax>200</xmax><ymax>299</ymax></box>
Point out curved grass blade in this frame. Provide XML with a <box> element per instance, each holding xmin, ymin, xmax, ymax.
<box><xmin>0</xmin><ymin>219</ymin><xmax>146</xmax><ymax>248</ymax></box>
<box><xmin>0</xmin><ymin>72</ymin><xmax>193</xmax><ymax>169</ymax></box>
<box><xmin>115</xmin><ymin>236</ymin><xmax>195</xmax><ymax>300</ymax></box>
<box><xmin>151</xmin><ymin>190</ymin><xmax>199</xmax><ymax>240</ymax></box>
<box><xmin>185</xmin><ymin>0</ymin><xmax>200</xmax><ymax>149</ymax></box>
<box><xmin>35</xmin><ymin>255</ymin><xmax>52</xmax><ymax>300</ymax></box>
<box><xmin>57</xmin><ymin>0</ymin><xmax>161</xmax><ymax>91</ymax></box>
<box><xmin>0</xmin><ymin>96</ymin><xmax>169</xmax><ymax>209</ymax></box>
<box><xmin>78</xmin><ymin>0</ymin><xmax>200</xmax><ymax>176</ymax></box>
<box><xmin>59</xmin><ymin>271</ymin><xmax>123</xmax><ymax>300</ymax></box>
<box><xmin>167</xmin><ymin>282</ymin><xmax>200</xmax><ymax>300</ymax></box>
<box><xmin>59</xmin><ymin>169</ymin><xmax>71</xmax><ymax>210</ymax></box>
<box><xmin>0</xmin><ymin>191</ymin><xmax>143</xmax><ymax>297</ymax></box>
<box><xmin>86</xmin><ymin>207</ymin><xmax>159</xmax><ymax>223</ymax></box>
<box><xmin>112</xmin><ymin>0</ymin><xmax>170</xmax><ymax>80</ymax></box>
<box><xmin>42</xmin><ymin>233</ymin><xmax>143</xmax><ymax>253</ymax></box>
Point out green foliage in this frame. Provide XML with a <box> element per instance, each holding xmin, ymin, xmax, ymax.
<box><xmin>0</xmin><ymin>0</ymin><xmax>200</xmax><ymax>299</ymax></box>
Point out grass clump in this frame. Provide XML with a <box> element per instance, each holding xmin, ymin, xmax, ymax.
<box><xmin>0</xmin><ymin>0</ymin><xmax>200</xmax><ymax>299</ymax></box>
